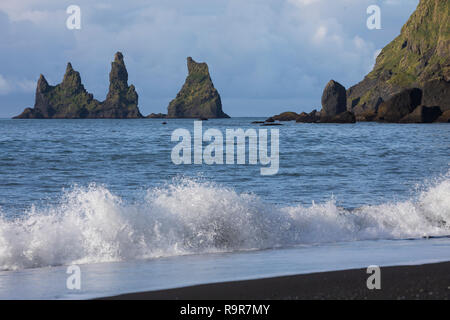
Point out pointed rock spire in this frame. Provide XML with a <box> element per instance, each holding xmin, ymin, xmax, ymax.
<box><xmin>101</xmin><ymin>52</ymin><xmax>142</xmax><ymax>118</ymax></box>
<box><xmin>107</xmin><ymin>51</ymin><xmax>129</xmax><ymax>96</ymax></box>
<box><xmin>36</xmin><ymin>74</ymin><xmax>49</xmax><ymax>93</ymax></box>
<box><xmin>167</xmin><ymin>57</ymin><xmax>229</xmax><ymax>118</ymax></box>
<box><xmin>62</xmin><ymin>62</ymin><xmax>82</xmax><ymax>91</ymax></box>
<box><xmin>14</xmin><ymin>51</ymin><xmax>143</xmax><ymax>119</ymax></box>
<box><xmin>66</xmin><ymin>62</ymin><xmax>73</xmax><ymax>72</ymax></box>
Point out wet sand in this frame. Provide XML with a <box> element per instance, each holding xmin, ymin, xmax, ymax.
<box><xmin>103</xmin><ymin>261</ymin><xmax>450</xmax><ymax>300</ymax></box>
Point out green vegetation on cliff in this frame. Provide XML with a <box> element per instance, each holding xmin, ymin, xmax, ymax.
<box><xmin>348</xmin><ymin>0</ymin><xmax>449</xmax><ymax>118</ymax></box>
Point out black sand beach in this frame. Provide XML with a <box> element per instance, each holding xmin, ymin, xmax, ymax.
<box><xmin>103</xmin><ymin>261</ymin><xmax>450</xmax><ymax>300</ymax></box>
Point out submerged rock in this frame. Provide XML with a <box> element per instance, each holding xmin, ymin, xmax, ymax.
<box><xmin>296</xmin><ymin>110</ymin><xmax>320</xmax><ymax>123</ymax></box>
<box><xmin>146</xmin><ymin>113</ymin><xmax>167</xmax><ymax>118</ymax></box>
<box><xmin>270</xmin><ymin>112</ymin><xmax>299</xmax><ymax>121</ymax></box>
<box><xmin>167</xmin><ymin>57</ymin><xmax>229</xmax><ymax>118</ymax></box>
<box><xmin>13</xmin><ymin>52</ymin><xmax>143</xmax><ymax>119</ymax></box>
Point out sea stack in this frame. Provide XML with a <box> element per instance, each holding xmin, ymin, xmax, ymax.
<box><xmin>321</xmin><ymin>80</ymin><xmax>347</xmax><ymax>117</ymax></box>
<box><xmin>167</xmin><ymin>57</ymin><xmax>229</xmax><ymax>118</ymax></box>
<box><xmin>319</xmin><ymin>80</ymin><xmax>356</xmax><ymax>123</ymax></box>
<box><xmin>13</xmin><ymin>52</ymin><xmax>143</xmax><ymax>119</ymax></box>
<box><xmin>96</xmin><ymin>52</ymin><xmax>142</xmax><ymax>118</ymax></box>
<box><xmin>14</xmin><ymin>63</ymin><xmax>100</xmax><ymax>119</ymax></box>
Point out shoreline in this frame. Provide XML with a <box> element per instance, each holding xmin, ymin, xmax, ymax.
<box><xmin>102</xmin><ymin>261</ymin><xmax>450</xmax><ymax>300</ymax></box>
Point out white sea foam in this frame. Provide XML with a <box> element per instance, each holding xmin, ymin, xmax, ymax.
<box><xmin>0</xmin><ymin>175</ymin><xmax>449</xmax><ymax>271</ymax></box>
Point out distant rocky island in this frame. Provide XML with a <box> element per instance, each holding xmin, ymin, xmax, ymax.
<box><xmin>269</xmin><ymin>0</ymin><xmax>449</xmax><ymax>124</ymax></box>
<box><xmin>14</xmin><ymin>52</ymin><xmax>143</xmax><ymax>119</ymax></box>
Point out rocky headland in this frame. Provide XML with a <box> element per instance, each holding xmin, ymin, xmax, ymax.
<box><xmin>14</xmin><ymin>52</ymin><xmax>143</xmax><ymax>119</ymax></box>
<box><xmin>269</xmin><ymin>0</ymin><xmax>449</xmax><ymax>124</ymax></box>
<box><xmin>348</xmin><ymin>0</ymin><xmax>449</xmax><ymax>123</ymax></box>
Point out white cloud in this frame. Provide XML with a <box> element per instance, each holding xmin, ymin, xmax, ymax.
<box><xmin>353</xmin><ymin>36</ymin><xmax>365</xmax><ymax>50</ymax></box>
<box><xmin>17</xmin><ymin>79</ymin><xmax>36</xmax><ymax>93</ymax></box>
<box><xmin>289</xmin><ymin>0</ymin><xmax>321</xmax><ymax>6</ymax></box>
<box><xmin>0</xmin><ymin>75</ymin><xmax>11</xmax><ymax>95</ymax></box>
<box><xmin>0</xmin><ymin>75</ymin><xmax>35</xmax><ymax>95</ymax></box>
<box><xmin>0</xmin><ymin>0</ymin><xmax>53</xmax><ymax>22</ymax></box>
<box><xmin>313</xmin><ymin>26</ymin><xmax>328</xmax><ymax>43</ymax></box>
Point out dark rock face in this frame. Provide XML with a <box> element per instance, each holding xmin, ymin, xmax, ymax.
<box><xmin>321</xmin><ymin>80</ymin><xmax>347</xmax><ymax>117</ymax></box>
<box><xmin>270</xmin><ymin>112</ymin><xmax>299</xmax><ymax>121</ymax></box>
<box><xmin>320</xmin><ymin>111</ymin><xmax>356</xmax><ymax>123</ymax></box>
<box><xmin>318</xmin><ymin>80</ymin><xmax>355</xmax><ymax>123</ymax></box>
<box><xmin>296</xmin><ymin>110</ymin><xmax>320</xmax><ymax>123</ymax></box>
<box><xmin>167</xmin><ymin>57</ymin><xmax>229</xmax><ymax>118</ymax></box>
<box><xmin>376</xmin><ymin>88</ymin><xmax>423</xmax><ymax>122</ymax></box>
<box><xmin>399</xmin><ymin>105</ymin><xmax>442</xmax><ymax>123</ymax></box>
<box><xmin>14</xmin><ymin>64</ymin><xmax>100</xmax><ymax>119</ymax></box>
<box><xmin>421</xmin><ymin>79</ymin><xmax>450</xmax><ymax>112</ymax></box>
<box><xmin>347</xmin><ymin>0</ymin><xmax>450</xmax><ymax>118</ymax></box>
<box><xmin>436</xmin><ymin>110</ymin><xmax>450</xmax><ymax>122</ymax></box>
<box><xmin>93</xmin><ymin>52</ymin><xmax>142</xmax><ymax>118</ymax></box>
<box><xmin>13</xmin><ymin>52</ymin><xmax>143</xmax><ymax>119</ymax></box>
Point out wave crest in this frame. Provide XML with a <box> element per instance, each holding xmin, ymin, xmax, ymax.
<box><xmin>0</xmin><ymin>176</ymin><xmax>449</xmax><ymax>271</ymax></box>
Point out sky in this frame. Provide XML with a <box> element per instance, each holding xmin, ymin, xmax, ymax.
<box><xmin>0</xmin><ymin>0</ymin><xmax>420</xmax><ymax>118</ymax></box>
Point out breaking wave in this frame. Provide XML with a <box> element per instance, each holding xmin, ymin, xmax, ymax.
<box><xmin>0</xmin><ymin>175</ymin><xmax>449</xmax><ymax>271</ymax></box>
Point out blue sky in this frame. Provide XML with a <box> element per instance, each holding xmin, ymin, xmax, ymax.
<box><xmin>0</xmin><ymin>0</ymin><xmax>419</xmax><ymax>117</ymax></box>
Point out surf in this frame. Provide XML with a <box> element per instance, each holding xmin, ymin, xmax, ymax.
<box><xmin>0</xmin><ymin>173</ymin><xmax>449</xmax><ymax>271</ymax></box>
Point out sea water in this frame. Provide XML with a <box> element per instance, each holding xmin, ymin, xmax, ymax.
<box><xmin>0</xmin><ymin>118</ymin><xmax>449</xmax><ymax>299</ymax></box>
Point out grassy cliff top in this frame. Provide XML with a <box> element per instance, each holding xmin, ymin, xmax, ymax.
<box><xmin>370</xmin><ymin>0</ymin><xmax>449</xmax><ymax>86</ymax></box>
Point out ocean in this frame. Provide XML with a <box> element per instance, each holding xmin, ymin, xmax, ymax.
<box><xmin>0</xmin><ymin>118</ymin><xmax>449</xmax><ymax>299</ymax></box>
